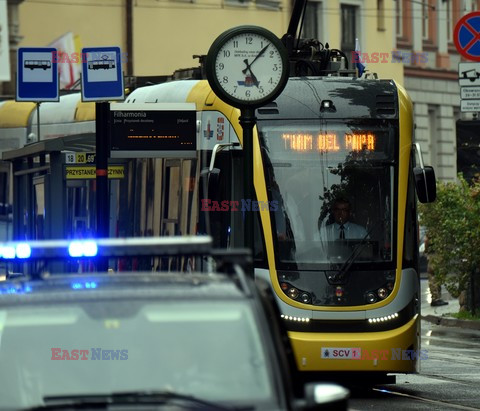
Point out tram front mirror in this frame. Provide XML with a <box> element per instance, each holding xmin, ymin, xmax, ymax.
<box><xmin>414</xmin><ymin>166</ymin><xmax>436</xmax><ymax>203</ymax></box>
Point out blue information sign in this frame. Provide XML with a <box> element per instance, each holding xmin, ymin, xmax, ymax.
<box><xmin>81</xmin><ymin>47</ymin><xmax>124</xmax><ymax>102</ymax></box>
<box><xmin>16</xmin><ymin>47</ymin><xmax>59</xmax><ymax>102</ymax></box>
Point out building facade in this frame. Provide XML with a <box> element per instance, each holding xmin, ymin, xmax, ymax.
<box><xmin>1</xmin><ymin>0</ymin><xmax>400</xmax><ymax>92</ymax></box>
<box><xmin>395</xmin><ymin>0</ymin><xmax>479</xmax><ymax>182</ymax></box>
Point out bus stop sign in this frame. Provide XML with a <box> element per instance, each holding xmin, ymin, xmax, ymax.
<box><xmin>16</xmin><ymin>47</ymin><xmax>59</xmax><ymax>102</ymax></box>
<box><xmin>81</xmin><ymin>47</ymin><xmax>124</xmax><ymax>102</ymax></box>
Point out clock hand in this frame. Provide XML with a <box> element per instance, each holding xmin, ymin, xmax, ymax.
<box><xmin>250</xmin><ymin>43</ymin><xmax>270</xmax><ymax>66</ymax></box>
<box><xmin>242</xmin><ymin>59</ymin><xmax>260</xmax><ymax>88</ymax></box>
<box><xmin>242</xmin><ymin>44</ymin><xmax>270</xmax><ymax>74</ymax></box>
<box><xmin>242</xmin><ymin>59</ymin><xmax>251</xmax><ymax>74</ymax></box>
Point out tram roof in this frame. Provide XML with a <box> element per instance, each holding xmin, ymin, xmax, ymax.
<box><xmin>0</xmin><ymin>100</ymin><xmax>36</xmax><ymax>127</ymax></box>
<box><xmin>0</xmin><ymin>93</ymin><xmax>95</xmax><ymax>129</ymax></box>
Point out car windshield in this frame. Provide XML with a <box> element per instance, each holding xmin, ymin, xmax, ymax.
<box><xmin>0</xmin><ymin>297</ymin><xmax>274</xmax><ymax>410</ymax></box>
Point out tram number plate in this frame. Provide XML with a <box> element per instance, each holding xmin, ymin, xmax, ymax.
<box><xmin>321</xmin><ymin>347</ymin><xmax>360</xmax><ymax>359</ymax></box>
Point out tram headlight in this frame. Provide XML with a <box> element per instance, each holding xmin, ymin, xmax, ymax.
<box><xmin>366</xmin><ymin>292</ymin><xmax>377</xmax><ymax>303</ymax></box>
<box><xmin>300</xmin><ymin>292</ymin><xmax>311</xmax><ymax>304</ymax></box>
<box><xmin>288</xmin><ymin>287</ymin><xmax>299</xmax><ymax>299</ymax></box>
<box><xmin>377</xmin><ymin>287</ymin><xmax>388</xmax><ymax>299</ymax></box>
<box><xmin>280</xmin><ymin>281</ymin><xmax>311</xmax><ymax>304</ymax></box>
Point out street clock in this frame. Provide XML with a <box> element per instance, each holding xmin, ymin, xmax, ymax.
<box><xmin>206</xmin><ymin>25</ymin><xmax>289</xmax><ymax>108</ymax></box>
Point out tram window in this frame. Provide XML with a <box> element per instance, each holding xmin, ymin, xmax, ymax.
<box><xmin>33</xmin><ymin>179</ymin><xmax>45</xmax><ymax>240</ymax></box>
<box><xmin>201</xmin><ymin>151</ymin><xmax>266</xmax><ymax>264</ymax></box>
<box><xmin>0</xmin><ymin>172</ymin><xmax>8</xmax><ymax>210</ymax></box>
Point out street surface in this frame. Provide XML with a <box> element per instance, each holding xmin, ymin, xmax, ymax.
<box><xmin>349</xmin><ymin>279</ymin><xmax>480</xmax><ymax>410</ymax></box>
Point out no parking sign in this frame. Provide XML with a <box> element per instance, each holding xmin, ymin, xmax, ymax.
<box><xmin>454</xmin><ymin>11</ymin><xmax>480</xmax><ymax>61</ymax></box>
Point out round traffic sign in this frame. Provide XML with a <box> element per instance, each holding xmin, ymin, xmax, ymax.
<box><xmin>454</xmin><ymin>11</ymin><xmax>480</xmax><ymax>61</ymax></box>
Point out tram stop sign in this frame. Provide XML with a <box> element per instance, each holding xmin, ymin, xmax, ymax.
<box><xmin>454</xmin><ymin>11</ymin><xmax>480</xmax><ymax>61</ymax></box>
<box><xmin>81</xmin><ymin>47</ymin><xmax>124</xmax><ymax>102</ymax></box>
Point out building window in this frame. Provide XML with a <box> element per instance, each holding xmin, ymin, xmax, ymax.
<box><xmin>341</xmin><ymin>3</ymin><xmax>357</xmax><ymax>65</ymax></box>
<box><xmin>422</xmin><ymin>1</ymin><xmax>429</xmax><ymax>40</ymax></box>
<box><xmin>256</xmin><ymin>0</ymin><xmax>281</xmax><ymax>10</ymax></box>
<box><xmin>447</xmin><ymin>0</ymin><xmax>453</xmax><ymax>42</ymax></box>
<box><xmin>302</xmin><ymin>1</ymin><xmax>321</xmax><ymax>39</ymax></box>
<box><xmin>224</xmin><ymin>0</ymin><xmax>250</xmax><ymax>7</ymax></box>
<box><xmin>377</xmin><ymin>0</ymin><xmax>385</xmax><ymax>31</ymax></box>
<box><xmin>396</xmin><ymin>0</ymin><xmax>403</xmax><ymax>37</ymax></box>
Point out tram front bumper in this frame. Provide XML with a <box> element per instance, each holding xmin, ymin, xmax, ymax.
<box><xmin>289</xmin><ymin>315</ymin><xmax>420</xmax><ymax>373</ymax></box>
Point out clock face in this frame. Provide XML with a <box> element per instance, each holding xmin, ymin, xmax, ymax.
<box><xmin>206</xmin><ymin>26</ymin><xmax>289</xmax><ymax>108</ymax></box>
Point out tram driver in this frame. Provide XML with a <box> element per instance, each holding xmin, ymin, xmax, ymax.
<box><xmin>315</xmin><ymin>197</ymin><xmax>368</xmax><ymax>241</ymax></box>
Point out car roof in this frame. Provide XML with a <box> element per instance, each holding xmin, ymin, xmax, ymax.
<box><xmin>0</xmin><ymin>272</ymin><xmax>248</xmax><ymax>305</ymax></box>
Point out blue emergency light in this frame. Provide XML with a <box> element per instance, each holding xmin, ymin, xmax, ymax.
<box><xmin>0</xmin><ymin>236</ymin><xmax>213</xmax><ymax>261</ymax></box>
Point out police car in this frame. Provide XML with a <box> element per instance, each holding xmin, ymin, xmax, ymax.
<box><xmin>0</xmin><ymin>237</ymin><xmax>348</xmax><ymax>410</ymax></box>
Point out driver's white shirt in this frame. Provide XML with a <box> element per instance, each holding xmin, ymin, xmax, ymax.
<box><xmin>314</xmin><ymin>222</ymin><xmax>368</xmax><ymax>241</ymax></box>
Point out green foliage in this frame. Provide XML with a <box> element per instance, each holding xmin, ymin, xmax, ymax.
<box><xmin>418</xmin><ymin>174</ymin><xmax>480</xmax><ymax>299</ymax></box>
<box><xmin>450</xmin><ymin>311</ymin><xmax>480</xmax><ymax>321</ymax></box>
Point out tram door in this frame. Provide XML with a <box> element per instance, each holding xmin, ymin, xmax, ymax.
<box><xmin>32</xmin><ymin>176</ymin><xmax>46</xmax><ymax>239</ymax></box>
<box><xmin>66</xmin><ymin>179</ymin><xmax>96</xmax><ymax>239</ymax></box>
<box><xmin>158</xmin><ymin>158</ymin><xmax>198</xmax><ymax>271</ymax></box>
<box><xmin>66</xmin><ymin>178</ymin><xmax>122</xmax><ymax>240</ymax></box>
<box><xmin>160</xmin><ymin>158</ymin><xmax>198</xmax><ymax>238</ymax></box>
<box><xmin>161</xmin><ymin>160</ymin><xmax>181</xmax><ymax>237</ymax></box>
<box><xmin>0</xmin><ymin>163</ymin><xmax>12</xmax><ymax>242</ymax></box>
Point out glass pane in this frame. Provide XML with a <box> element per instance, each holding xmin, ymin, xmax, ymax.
<box><xmin>259</xmin><ymin>120</ymin><xmax>396</xmax><ymax>269</ymax></box>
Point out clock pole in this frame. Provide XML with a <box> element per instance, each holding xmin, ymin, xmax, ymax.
<box><xmin>205</xmin><ymin>25</ymin><xmax>290</xmax><ymax>278</ymax></box>
<box><xmin>239</xmin><ymin>107</ymin><xmax>256</xmax><ymax>276</ymax></box>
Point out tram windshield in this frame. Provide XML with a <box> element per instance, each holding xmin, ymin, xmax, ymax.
<box><xmin>259</xmin><ymin>120</ymin><xmax>397</xmax><ymax>271</ymax></box>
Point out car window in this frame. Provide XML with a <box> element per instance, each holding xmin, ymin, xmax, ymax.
<box><xmin>0</xmin><ymin>299</ymin><xmax>275</xmax><ymax>409</ymax></box>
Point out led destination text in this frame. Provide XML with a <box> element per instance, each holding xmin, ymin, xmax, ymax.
<box><xmin>282</xmin><ymin>132</ymin><xmax>376</xmax><ymax>152</ymax></box>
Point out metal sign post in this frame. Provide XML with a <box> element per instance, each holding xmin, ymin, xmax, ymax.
<box><xmin>81</xmin><ymin>47</ymin><xmax>124</xmax><ymax>257</ymax></box>
<box><xmin>239</xmin><ymin>107</ymin><xmax>256</xmax><ymax>276</ymax></box>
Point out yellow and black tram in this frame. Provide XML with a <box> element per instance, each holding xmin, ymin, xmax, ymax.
<box><xmin>122</xmin><ymin>74</ymin><xmax>435</xmax><ymax>382</ymax></box>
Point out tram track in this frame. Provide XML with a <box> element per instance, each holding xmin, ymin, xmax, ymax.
<box><xmin>372</xmin><ymin>387</ymin><xmax>480</xmax><ymax>410</ymax></box>
<box><xmin>424</xmin><ymin>353</ymin><xmax>480</xmax><ymax>367</ymax></box>
<box><xmin>417</xmin><ymin>371</ymin><xmax>480</xmax><ymax>387</ymax></box>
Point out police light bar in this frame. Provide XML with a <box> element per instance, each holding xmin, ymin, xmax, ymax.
<box><xmin>0</xmin><ymin>236</ymin><xmax>213</xmax><ymax>261</ymax></box>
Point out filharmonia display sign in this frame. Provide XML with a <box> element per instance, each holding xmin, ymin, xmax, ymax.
<box><xmin>110</xmin><ymin>103</ymin><xmax>197</xmax><ymax>158</ymax></box>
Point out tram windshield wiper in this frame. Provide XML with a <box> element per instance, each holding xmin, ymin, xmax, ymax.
<box><xmin>334</xmin><ymin>228</ymin><xmax>375</xmax><ymax>281</ymax></box>
<box><xmin>27</xmin><ymin>390</ymin><xmax>253</xmax><ymax>410</ymax></box>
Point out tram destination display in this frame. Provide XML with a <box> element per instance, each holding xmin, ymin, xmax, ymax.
<box><xmin>110</xmin><ymin>103</ymin><xmax>196</xmax><ymax>158</ymax></box>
